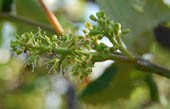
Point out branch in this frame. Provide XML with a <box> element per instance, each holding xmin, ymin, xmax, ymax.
<box><xmin>15</xmin><ymin>42</ymin><xmax>170</xmax><ymax>78</ymax></box>
<box><xmin>0</xmin><ymin>13</ymin><xmax>56</xmax><ymax>33</ymax></box>
<box><xmin>93</xmin><ymin>52</ymin><xmax>170</xmax><ymax>78</ymax></box>
<box><xmin>38</xmin><ymin>0</ymin><xmax>64</xmax><ymax>35</ymax></box>
<box><xmin>9</xmin><ymin>10</ymin><xmax>170</xmax><ymax>79</ymax></box>
<box><xmin>135</xmin><ymin>57</ymin><xmax>170</xmax><ymax>78</ymax></box>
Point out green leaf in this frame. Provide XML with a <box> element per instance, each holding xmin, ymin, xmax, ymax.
<box><xmin>96</xmin><ymin>0</ymin><xmax>170</xmax><ymax>54</ymax></box>
<box><xmin>145</xmin><ymin>75</ymin><xmax>159</xmax><ymax>101</ymax></box>
<box><xmin>80</xmin><ymin>65</ymin><xmax>118</xmax><ymax>97</ymax></box>
<box><xmin>129</xmin><ymin>69</ymin><xmax>159</xmax><ymax>102</ymax></box>
<box><xmin>15</xmin><ymin>0</ymin><xmax>50</xmax><ymax>24</ymax></box>
<box><xmin>80</xmin><ymin>62</ymin><xmax>135</xmax><ymax>104</ymax></box>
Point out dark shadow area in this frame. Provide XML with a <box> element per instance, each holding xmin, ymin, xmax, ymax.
<box><xmin>154</xmin><ymin>23</ymin><xmax>170</xmax><ymax>49</ymax></box>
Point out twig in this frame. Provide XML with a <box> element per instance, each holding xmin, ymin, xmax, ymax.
<box><xmin>0</xmin><ymin>13</ymin><xmax>56</xmax><ymax>33</ymax></box>
<box><xmin>135</xmin><ymin>57</ymin><xmax>170</xmax><ymax>78</ymax></box>
<box><xmin>94</xmin><ymin>53</ymin><xmax>170</xmax><ymax>78</ymax></box>
<box><xmin>20</xmin><ymin>43</ymin><xmax>170</xmax><ymax>78</ymax></box>
<box><xmin>38</xmin><ymin>0</ymin><xmax>64</xmax><ymax>35</ymax></box>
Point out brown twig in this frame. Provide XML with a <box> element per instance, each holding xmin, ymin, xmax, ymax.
<box><xmin>38</xmin><ymin>0</ymin><xmax>64</xmax><ymax>35</ymax></box>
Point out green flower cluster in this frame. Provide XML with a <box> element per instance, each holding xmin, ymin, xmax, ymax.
<box><xmin>11</xmin><ymin>11</ymin><xmax>134</xmax><ymax>79</ymax></box>
<box><xmin>11</xmin><ymin>29</ymin><xmax>94</xmax><ymax>79</ymax></box>
<box><xmin>87</xmin><ymin>11</ymin><xmax>134</xmax><ymax>59</ymax></box>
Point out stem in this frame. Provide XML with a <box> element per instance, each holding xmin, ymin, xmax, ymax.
<box><xmin>118</xmin><ymin>44</ymin><xmax>134</xmax><ymax>60</ymax></box>
<box><xmin>38</xmin><ymin>0</ymin><xmax>64</xmax><ymax>35</ymax></box>
<box><xmin>92</xmin><ymin>53</ymin><xmax>170</xmax><ymax>78</ymax></box>
<box><xmin>24</xmin><ymin>44</ymin><xmax>170</xmax><ymax>78</ymax></box>
<box><xmin>0</xmin><ymin>13</ymin><xmax>56</xmax><ymax>33</ymax></box>
<box><xmin>109</xmin><ymin>37</ymin><xmax>117</xmax><ymax>46</ymax></box>
<box><xmin>109</xmin><ymin>36</ymin><xmax>135</xmax><ymax>60</ymax></box>
<box><xmin>117</xmin><ymin>36</ymin><xmax>135</xmax><ymax>60</ymax></box>
<box><xmin>135</xmin><ymin>57</ymin><xmax>170</xmax><ymax>78</ymax></box>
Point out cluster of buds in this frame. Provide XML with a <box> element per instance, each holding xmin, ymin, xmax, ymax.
<box><xmin>11</xmin><ymin>11</ymin><xmax>134</xmax><ymax>79</ymax></box>
<box><xmin>86</xmin><ymin>11</ymin><xmax>134</xmax><ymax>59</ymax></box>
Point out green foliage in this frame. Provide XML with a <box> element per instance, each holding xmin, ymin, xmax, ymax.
<box><xmin>0</xmin><ymin>67</ymin><xmax>50</xmax><ymax>109</ymax></box>
<box><xmin>15</xmin><ymin>0</ymin><xmax>49</xmax><ymax>24</ymax></box>
<box><xmin>96</xmin><ymin>0</ymin><xmax>170</xmax><ymax>54</ymax></box>
<box><xmin>1</xmin><ymin>0</ymin><xmax>170</xmax><ymax>108</ymax></box>
<box><xmin>145</xmin><ymin>75</ymin><xmax>159</xmax><ymax>101</ymax></box>
<box><xmin>81</xmin><ymin>63</ymin><xmax>160</xmax><ymax>105</ymax></box>
<box><xmin>11</xmin><ymin>11</ymin><xmax>134</xmax><ymax>79</ymax></box>
<box><xmin>13</xmin><ymin>0</ymin><xmax>54</xmax><ymax>35</ymax></box>
<box><xmin>80</xmin><ymin>65</ymin><xmax>118</xmax><ymax>97</ymax></box>
<box><xmin>80</xmin><ymin>63</ymin><xmax>135</xmax><ymax>103</ymax></box>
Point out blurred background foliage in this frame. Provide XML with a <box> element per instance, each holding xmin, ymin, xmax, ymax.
<box><xmin>0</xmin><ymin>0</ymin><xmax>170</xmax><ymax>109</ymax></box>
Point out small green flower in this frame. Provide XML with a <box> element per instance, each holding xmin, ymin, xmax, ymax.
<box><xmin>10</xmin><ymin>11</ymin><xmax>134</xmax><ymax>80</ymax></box>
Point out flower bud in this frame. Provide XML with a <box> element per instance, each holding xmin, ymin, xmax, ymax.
<box><xmin>85</xmin><ymin>22</ymin><xmax>92</xmax><ymax>30</ymax></box>
<box><xmin>90</xmin><ymin>15</ymin><xmax>97</xmax><ymax>21</ymax></box>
